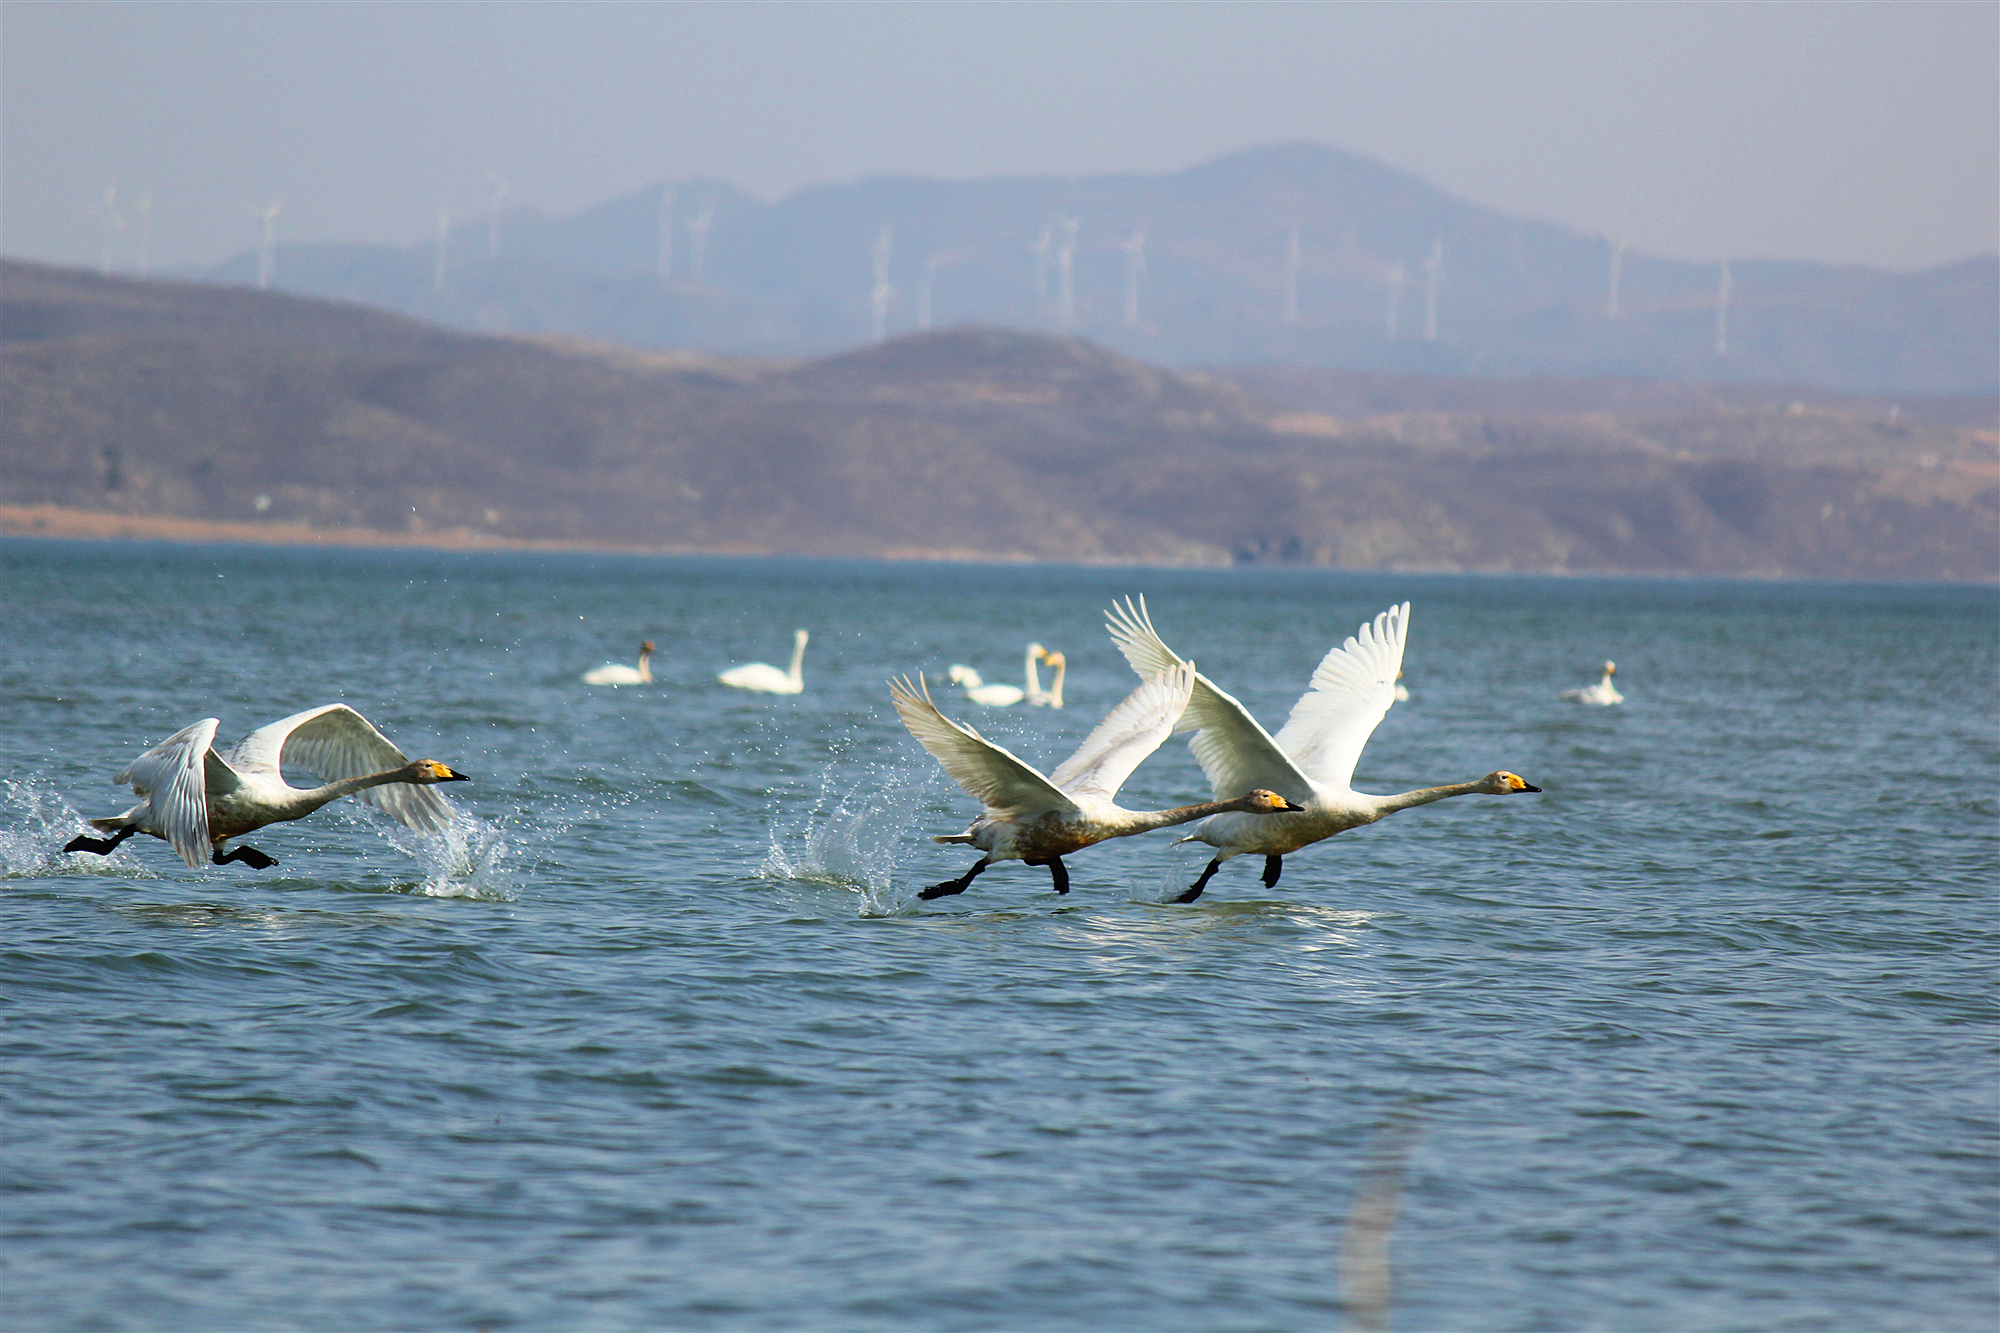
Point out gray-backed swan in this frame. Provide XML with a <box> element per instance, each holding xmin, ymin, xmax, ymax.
<box><xmin>889</xmin><ymin>664</ymin><xmax>1302</xmax><ymax>900</ymax></box>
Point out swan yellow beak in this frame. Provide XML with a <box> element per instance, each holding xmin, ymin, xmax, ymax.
<box><xmin>428</xmin><ymin>762</ymin><xmax>472</xmax><ymax>782</ymax></box>
<box><xmin>1279</xmin><ymin>797</ymin><xmax>1307</xmax><ymax>811</ymax></box>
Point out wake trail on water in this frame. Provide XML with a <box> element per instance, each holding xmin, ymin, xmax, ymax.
<box><xmin>0</xmin><ymin>777</ymin><xmax>159</xmax><ymax>880</ymax></box>
<box><xmin>760</xmin><ymin>761</ymin><xmax>949</xmax><ymax>916</ymax></box>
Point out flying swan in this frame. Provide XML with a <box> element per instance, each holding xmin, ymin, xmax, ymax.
<box><xmin>948</xmin><ymin>642</ymin><xmax>1054</xmax><ymax>707</ymax></box>
<box><xmin>1561</xmin><ymin>661</ymin><xmax>1623</xmax><ymax>706</ymax></box>
<box><xmin>63</xmin><ymin>705</ymin><xmax>470</xmax><ymax>870</ymax></box>
<box><xmin>719</xmin><ymin>629</ymin><xmax>808</xmax><ymax>694</ymax></box>
<box><xmin>889</xmin><ymin>663</ymin><xmax>1303</xmax><ymax>900</ymax></box>
<box><xmin>583</xmin><ymin>640</ymin><xmax>654</xmax><ymax>686</ymax></box>
<box><xmin>1104</xmin><ymin>597</ymin><xmax>1540</xmax><ymax>902</ymax></box>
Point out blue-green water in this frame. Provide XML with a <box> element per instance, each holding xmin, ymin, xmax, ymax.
<box><xmin>2</xmin><ymin>539</ymin><xmax>1994</xmax><ymax>1332</ymax></box>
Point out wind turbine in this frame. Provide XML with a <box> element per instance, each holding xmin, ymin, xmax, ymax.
<box><xmin>1422</xmin><ymin>237</ymin><xmax>1444</xmax><ymax>342</ymax></box>
<box><xmin>1605</xmin><ymin>237</ymin><xmax>1630</xmax><ymax>317</ymax></box>
<box><xmin>657</xmin><ymin>182</ymin><xmax>677</xmax><ymax>279</ymax></box>
<box><xmin>254</xmin><ymin>199</ymin><xmax>283</xmax><ymax>290</ymax></box>
<box><xmin>485</xmin><ymin>172</ymin><xmax>508</xmax><ymax>260</ymax></box>
<box><xmin>1714</xmin><ymin>261</ymin><xmax>1732</xmax><ymax>356</ymax></box>
<box><xmin>871</xmin><ymin>223</ymin><xmax>894</xmax><ymax>342</ymax></box>
<box><xmin>87</xmin><ymin>184</ymin><xmax>125</xmax><ymax>275</ymax></box>
<box><xmin>919</xmin><ymin>250</ymin><xmax>952</xmax><ymax>331</ymax></box>
<box><xmin>1121</xmin><ymin>227</ymin><xmax>1146</xmax><ymax>328</ymax></box>
<box><xmin>433</xmin><ymin>205</ymin><xmax>451</xmax><ymax>293</ymax></box>
<box><xmin>132</xmin><ymin>191</ymin><xmax>154</xmax><ymax>277</ymax></box>
<box><xmin>687</xmin><ymin>204</ymin><xmax>713</xmax><ymax>285</ymax></box>
<box><xmin>1031</xmin><ymin>224</ymin><xmax>1054</xmax><ymax>308</ymax></box>
<box><xmin>1056</xmin><ymin>217</ymin><xmax>1079</xmax><ymax>329</ymax></box>
<box><xmin>1283</xmin><ymin>227</ymin><xmax>1301</xmax><ymax>326</ymax></box>
<box><xmin>1385</xmin><ymin>260</ymin><xmax>1406</xmax><ymax>341</ymax></box>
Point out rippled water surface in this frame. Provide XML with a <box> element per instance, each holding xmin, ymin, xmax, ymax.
<box><xmin>3</xmin><ymin>540</ymin><xmax>1994</xmax><ymax>1332</ymax></box>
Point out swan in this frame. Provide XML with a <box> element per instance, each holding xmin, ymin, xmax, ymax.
<box><xmin>1026</xmin><ymin>648</ymin><xmax>1066</xmax><ymax>708</ymax></box>
<box><xmin>1104</xmin><ymin>597</ymin><xmax>1540</xmax><ymax>902</ymax></box>
<box><xmin>719</xmin><ymin>629</ymin><xmax>807</xmax><ymax>694</ymax></box>
<box><xmin>62</xmin><ymin>705</ymin><xmax>470</xmax><ymax>870</ymax></box>
<box><xmin>1562</xmin><ymin>661</ymin><xmax>1623</xmax><ymax>706</ymax></box>
<box><xmin>947</xmin><ymin>642</ymin><xmax>1052</xmax><ymax>707</ymax></box>
<box><xmin>948</xmin><ymin>665</ymin><xmax>1026</xmax><ymax>707</ymax></box>
<box><xmin>1393</xmin><ymin>670</ymin><xmax>1410</xmax><ymax>703</ymax></box>
<box><xmin>582</xmin><ymin>640</ymin><xmax>654</xmax><ymax>686</ymax></box>
<box><xmin>889</xmin><ymin>664</ymin><xmax>1304</xmax><ymax>900</ymax></box>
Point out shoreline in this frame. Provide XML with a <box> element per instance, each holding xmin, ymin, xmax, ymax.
<box><xmin>4</xmin><ymin>505</ymin><xmax>1991</xmax><ymax>583</ymax></box>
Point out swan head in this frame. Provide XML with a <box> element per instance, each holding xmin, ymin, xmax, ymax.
<box><xmin>1235</xmin><ymin>789</ymin><xmax>1308</xmax><ymax>813</ymax></box>
<box><xmin>1042</xmin><ymin>651</ymin><xmax>1066</xmax><ymax>668</ymax></box>
<box><xmin>947</xmin><ymin>665</ymin><xmax>982</xmax><ymax>687</ymax></box>
<box><xmin>1485</xmin><ymin>771</ymin><xmax>1540</xmax><ymax>794</ymax></box>
<box><xmin>1603</xmin><ymin>661</ymin><xmax>1617</xmax><ymax>675</ymax></box>
<box><xmin>412</xmin><ymin>760</ymin><xmax>472</xmax><ymax>784</ymax></box>
<box><xmin>640</xmin><ymin>641</ymin><xmax>656</xmax><ymax>655</ymax></box>
<box><xmin>1027</xmin><ymin>642</ymin><xmax>1047</xmax><ymax>659</ymax></box>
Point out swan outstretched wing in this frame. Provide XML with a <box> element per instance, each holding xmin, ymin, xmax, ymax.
<box><xmin>225</xmin><ymin>705</ymin><xmax>454</xmax><ymax>832</ymax></box>
<box><xmin>1272</xmin><ymin>602</ymin><xmax>1410</xmax><ymax>791</ymax></box>
<box><xmin>890</xmin><ymin>676</ymin><xmax>1076</xmax><ymax>820</ymax></box>
<box><xmin>1045</xmin><ymin>662</ymin><xmax>1195</xmax><ymax>801</ymax></box>
<box><xmin>1103</xmin><ymin>596</ymin><xmax>1314</xmax><ymax>804</ymax></box>
<box><xmin>114</xmin><ymin>718</ymin><xmax>220</xmax><ymax>867</ymax></box>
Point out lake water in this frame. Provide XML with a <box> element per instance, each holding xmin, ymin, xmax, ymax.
<box><xmin>2</xmin><ymin>539</ymin><xmax>1994</xmax><ymax>1332</ymax></box>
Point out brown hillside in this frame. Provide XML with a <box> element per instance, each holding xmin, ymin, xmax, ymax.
<box><xmin>3</xmin><ymin>261</ymin><xmax>1993</xmax><ymax>579</ymax></box>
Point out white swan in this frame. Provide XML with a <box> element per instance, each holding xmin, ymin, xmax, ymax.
<box><xmin>948</xmin><ymin>665</ymin><xmax>1025</xmax><ymax>707</ymax></box>
<box><xmin>1393</xmin><ymin>670</ymin><xmax>1410</xmax><ymax>703</ymax></box>
<box><xmin>947</xmin><ymin>642</ymin><xmax>1052</xmax><ymax>707</ymax></box>
<box><xmin>1104</xmin><ymin>597</ymin><xmax>1540</xmax><ymax>902</ymax></box>
<box><xmin>63</xmin><ymin>705</ymin><xmax>470</xmax><ymax>870</ymax></box>
<box><xmin>1562</xmin><ymin>661</ymin><xmax>1623</xmax><ymax>706</ymax></box>
<box><xmin>889</xmin><ymin>664</ymin><xmax>1303</xmax><ymax>900</ymax></box>
<box><xmin>582</xmin><ymin>640</ymin><xmax>654</xmax><ymax>686</ymax></box>
<box><xmin>1026</xmin><ymin>648</ymin><xmax>1066</xmax><ymax>708</ymax></box>
<box><xmin>719</xmin><ymin>629</ymin><xmax>807</xmax><ymax>694</ymax></box>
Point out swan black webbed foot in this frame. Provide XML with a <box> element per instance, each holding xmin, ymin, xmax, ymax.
<box><xmin>1262</xmin><ymin>855</ymin><xmax>1284</xmax><ymax>888</ymax></box>
<box><xmin>214</xmin><ymin>844</ymin><xmax>277</xmax><ymax>870</ymax></box>
<box><xmin>1026</xmin><ymin>856</ymin><xmax>1070</xmax><ymax>895</ymax></box>
<box><xmin>919</xmin><ymin>859</ymin><xmax>986</xmax><ymax>900</ymax></box>
<box><xmin>63</xmin><ymin>825</ymin><xmax>136</xmax><ymax>857</ymax></box>
<box><xmin>1173</xmin><ymin>857</ymin><xmax>1224</xmax><ymax>904</ymax></box>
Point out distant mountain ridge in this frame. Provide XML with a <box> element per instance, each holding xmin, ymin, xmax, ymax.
<box><xmin>5</xmin><ymin>261</ymin><xmax>1992</xmax><ymax>580</ymax></box>
<box><xmin>191</xmin><ymin>143</ymin><xmax>1997</xmax><ymax>396</ymax></box>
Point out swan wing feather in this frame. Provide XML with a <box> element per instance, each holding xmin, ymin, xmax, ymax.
<box><xmin>889</xmin><ymin>677</ymin><xmax>1075</xmax><ymax>820</ymax></box>
<box><xmin>1271</xmin><ymin>602</ymin><xmax>1410</xmax><ymax>790</ymax></box>
<box><xmin>113</xmin><ymin>718</ymin><xmax>219</xmax><ymax>868</ymax></box>
<box><xmin>226</xmin><ymin>705</ymin><xmax>454</xmax><ymax>832</ymax></box>
<box><xmin>1045</xmin><ymin>661</ymin><xmax>1195</xmax><ymax>801</ymax></box>
<box><xmin>1103</xmin><ymin>597</ymin><xmax>1314</xmax><ymax>803</ymax></box>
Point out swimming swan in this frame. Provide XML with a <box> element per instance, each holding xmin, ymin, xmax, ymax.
<box><xmin>889</xmin><ymin>664</ymin><xmax>1303</xmax><ymax>900</ymax></box>
<box><xmin>63</xmin><ymin>705</ymin><xmax>470</xmax><ymax>869</ymax></box>
<box><xmin>583</xmin><ymin>640</ymin><xmax>654</xmax><ymax>686</ymax></box>
<box><xmin>1562</xmin><ymin>661</ymin><xmax>1623</xmax><ymax>706</ymax></box>
<box><xmin>1026</xmin><ymin>648</ymin><xmax>1066</xmax><ymax>708</ymax></box>
<box><xmin>948</xmin><ymin>642</ymin><xmax>1053</xmax><ymax>707</ymax></box>
<box><xmin>1104</xmin><ymin>597</ymin><xmax>1539</xmax><ymax>902</ymax></box>
<box><xmin>719</xmin><ymin>629</ymin><xmax>808</xmax><ymax>694</ymax></box>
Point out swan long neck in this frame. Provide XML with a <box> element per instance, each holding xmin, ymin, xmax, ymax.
<box><xmin>787</xmin><ymin>631</ymin><xmax>806</xmax><ymax>684</ymax></box>
<box><xmin>1043</xmin><ymin>656</ymin><xmax>1065</xmax><ymax>707</ymax></box>
<box><xmin>283</xmin><ymin>766</ymin><xmax>425</xmax><ymax>817</ymax></box>
<box><xmin>1117</xmin><ymin>796</ymin><xmax>1270</xmax><ymax>835</ymax></box>
<box><xmin>1024</xmin><ymin>646</ymin><xmax>1042</xmax><ymax>696</ymax></box>
<box><xmin>1373</xmin><ymin>779</ymin><xmax>1490</xmax><ymax>815</ymax></box>
<box><xmin>637</xmin><ymin>647</ymin><xmax>653</xmax><ymax>683</ymax></box>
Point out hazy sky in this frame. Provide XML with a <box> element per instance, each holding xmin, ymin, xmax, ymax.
<box><xmin>4</xmin><ymin>2</ymin><xmax>1994</xmax><ymax>275</ymax></box>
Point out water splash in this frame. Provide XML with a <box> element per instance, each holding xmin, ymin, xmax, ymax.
<box><xmin>761</xmin><ymin>763</ymin><xmax>939</xmax><ymax>916</ymax></box>
<box><xmin>0</xmin><ymin>777</ymin><xmax>155</xmax><ymax>879</ymax></box>
<box><xmin>381</xmin><ymin>812</ymin><xmax>519</xmax><ymax>900</ymax></box>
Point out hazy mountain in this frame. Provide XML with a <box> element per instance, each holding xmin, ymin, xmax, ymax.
<box><xmin>5</xmin><ymin>261</ymin><xmax>1993</xmax><ymax>580</ymax></box>
<box><xmin>194</xmin><ymin>143</ymin><xmax>1998</xmax><ymax>396</ymax></box>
